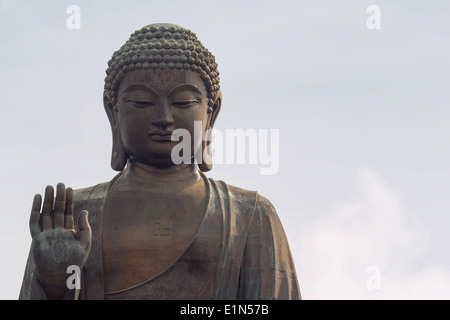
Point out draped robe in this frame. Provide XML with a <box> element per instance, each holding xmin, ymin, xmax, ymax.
<box><xmin>19</xmin><ymin>173</ymin><xmax>301</xmax><ymax>300</ymax></box>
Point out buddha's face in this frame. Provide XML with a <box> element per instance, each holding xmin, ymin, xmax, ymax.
<box><xmin>112</xmin><ymin>69</ymin><xmax>214</xmax><ymax>168</ymax></box>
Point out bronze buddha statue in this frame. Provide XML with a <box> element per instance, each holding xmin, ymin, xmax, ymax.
<box><xmin>19</xmin><ymin>23</ymin><xmax>301</xmax><ymax>300</ymax></box>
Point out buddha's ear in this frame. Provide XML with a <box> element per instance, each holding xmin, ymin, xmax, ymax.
<box><xmin>199</xmin><ymin>91</ymin><xmax>222</xmax><ymax>172</ymax></box>
<box><xmin>103</xmin><ymin>92</ymin><xmax>127</xmax><ymax>171</ymax></box>
<box><xmin>207</xmin><ymin>90</ymin><xmax>222</xmax><ymax>129</ymax></box>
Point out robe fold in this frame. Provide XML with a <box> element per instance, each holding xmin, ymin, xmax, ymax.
<box><xmin>19</xmin><ymin>174</ymin><xmax>301</xmax><ymax>300</ymax></box>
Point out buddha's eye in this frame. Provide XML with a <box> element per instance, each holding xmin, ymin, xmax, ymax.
<box><xmin>126</xmin><ymin>99</ymin><xmax>154</xmax><ymax>108</ymax></box>
<box><xmin>172</xmin><ymin>100</ymin><xmax>199</xmax><ymax>109</ymax></box>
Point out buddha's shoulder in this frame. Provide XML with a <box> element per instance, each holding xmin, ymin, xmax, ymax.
<box><xmin>207</xmin><ymin>177</ymin><xmax>276</xmax><ymax>213</ymax></box>
<box><xmin>71</xmin><ymin>177</ymin><xmax>277</xmax><ymax>213</ymax></box>
<box><xmin>72</xmin><ymin>181</ymin><xmax>110</xmax><ymax>202</ymax></box>
<box><xmin>208</xmin><ymin>178</ymin><xmax>256</xmax><ymax>197</ymax></box>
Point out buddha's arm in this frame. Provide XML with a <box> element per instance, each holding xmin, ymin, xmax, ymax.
<box><xmin>238</xmin><ymin>195</ymin><xmax>301</xmax><ymax>300</ymax></box>
<box><xmin>19</xmin><ymin>249</ymin><xmax>47</xmax><ymax>300</ymax></box>
<box><xmin>19</xmin><ymin>184</ymin><xmax>92</xmax><ymax>300</ymax></box>
<box><xmin>19</xmin><ymin>252</ymin><xmax>78</xmax><ymax>300</ymax></box>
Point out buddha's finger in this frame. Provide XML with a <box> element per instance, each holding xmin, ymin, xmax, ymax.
<box><xmin>65</xmin><ymin>187</ymin><xmax>75</xmax><ymax>230</ymax></box>
<box><xmin>29</xmin><ymin>194</ymin><xmax>42</xmax><ymax>238</ymax></box>
<box><xmin>41</xmin><ymin>185</ymin><xmax>54</xmax><ymax>230</ymax></box>
<box><xmin>77</xmin><ymin>210</ymin><xmax>92</xmax><ymax>249</ymax></box>
<box><xmin>54</xmin><ymin>183</ymin><xmax>66</xmax><ymax>228</ymax></box>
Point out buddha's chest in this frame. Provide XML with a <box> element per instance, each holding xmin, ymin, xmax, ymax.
<box><xmin>101</xmin><ymin>187</ymin><xmax>207</xmax><ymax>293</ymax></box>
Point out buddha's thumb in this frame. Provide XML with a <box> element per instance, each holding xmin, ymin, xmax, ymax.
<box><xmin>77</xmin><ymin>210</ymin><xmax>92</xmax><ymax>248</ymax></box>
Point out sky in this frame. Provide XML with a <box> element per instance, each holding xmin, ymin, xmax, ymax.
<box><xmin>1</xmin><ymin>0</ymin><xmax>450</xmax><ymax>299</ymax></box>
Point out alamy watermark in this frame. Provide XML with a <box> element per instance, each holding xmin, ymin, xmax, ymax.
<box><xmin>66</xmin><ymin>5</ymin><xmax>81</xmax><ymax>30</ymax></box>
<box><xmin>66</xmin><ymin>265</ymin><xmax>81</xmax><ymax>287</ymax></box>
<box><xmin>66</xmin><ymin>265</ymin><xmax>81</xmax><ymax>299</ymax></box>
<box><xmin>366</xmin><ymin>5</ymin><xmax>381</xmax><ymax>30</ymax></box>
<box><xmin>366</xmin><ymin>265</ymin><xmax>382</xmax><ymax>290</ymax></box>
<box><xmin>171</xmin><ymin>121</ymin><xmax>280</xmax><ymax>175</ymax></box>
<box><xmin>67</xmin><ymin>5</ymin><xmax>382</xmax><ymax>31</ymax></box>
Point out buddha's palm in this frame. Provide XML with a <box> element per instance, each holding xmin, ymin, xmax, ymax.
<box><xmin>29</xmin><ymin>183</ymin><xmax>92</xmax><ymax>299</ymax></box>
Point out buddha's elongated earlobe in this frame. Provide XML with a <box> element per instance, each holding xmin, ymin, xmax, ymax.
<box><xmin>198</xmin><ymin>92</ymin><xmax>221</xmax><ymax>172</ymax></box>
<box><xmin>104</xmin><ymin>93</ymin><xmax>127</xmax><ymax>171</ymax></box>
<box><xmin>198</xmin><ymin>128</ymin><xmax>213</xmax><ymax>172</ymax></box>
<box><xmin>111</xmin><ymin>125</ymin><xmax>127</xmax><ymax>171</ymax></box>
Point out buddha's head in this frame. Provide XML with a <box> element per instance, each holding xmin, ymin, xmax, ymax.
<box><xmin>103</xmin><ymin>23</ymin><xmax>222</xmax><ymax>172</ymax></box>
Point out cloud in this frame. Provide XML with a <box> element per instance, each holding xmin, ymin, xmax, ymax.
<box><xmin>295</xmin><ymin>167</ymin><xmax>450</xmax><ymax>299</ymax></box>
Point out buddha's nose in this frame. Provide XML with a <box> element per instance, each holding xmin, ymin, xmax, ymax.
<box><xmin>151</xmin><ymin>102</ymin><xmax>174</xmax><ymax>127</ymax></box>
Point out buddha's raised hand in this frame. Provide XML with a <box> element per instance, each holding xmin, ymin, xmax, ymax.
<box><xmin>29</xmin><ymin>183</ymin><xmax>92</xmax><ymax>299</ymax></box>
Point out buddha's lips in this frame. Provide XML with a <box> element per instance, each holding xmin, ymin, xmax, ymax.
<box><xmin>148</xmin><ymin>130</ymin><xmax>178</xmax><ymax>141</ymax></box>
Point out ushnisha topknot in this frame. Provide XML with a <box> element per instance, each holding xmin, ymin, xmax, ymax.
<box><xmin>104</xmin><ymin>23</ymin><xmax>220</xmax><ymax>107</ymax></box>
